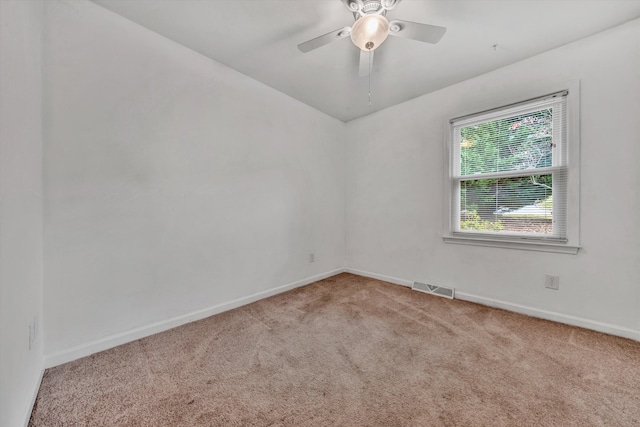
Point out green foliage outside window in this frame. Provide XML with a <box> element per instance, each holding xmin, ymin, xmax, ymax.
<box><xmin>460</xmin><ymin>108</ymin><xmax>553</xmax><ymax>175</ymax></box>
<box><xmin>460</xmin><ymin>210</ymin><xmax>503</xmax><ymax>232</ymax></box>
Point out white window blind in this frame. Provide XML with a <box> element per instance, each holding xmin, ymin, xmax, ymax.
<box><xmin>450</xmin><ymin>91</ymin><xmax>568</xmax><ymax>241</ymax></box>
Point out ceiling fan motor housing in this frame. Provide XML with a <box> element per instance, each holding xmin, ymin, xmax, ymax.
<box><xmin>362</xmin><ymin>1</ymin><xmax>382</xmax><ymax>14</ymax></box>
<box><xmin>342</xmin><ymin>0</ymin><xmax>400</xmax><ymax>19</ymax></box>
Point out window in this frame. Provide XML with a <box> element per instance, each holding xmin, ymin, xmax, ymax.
<box><xmin>444</xmin><ymin>84</ymin><xmax>580</xmax><ymax>253</ymax></box>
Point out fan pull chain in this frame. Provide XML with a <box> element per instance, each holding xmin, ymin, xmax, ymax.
<box><xmin>368</xmin><ymin>49</ymin><xmax>372</xmax><ymax>108</ymax></box>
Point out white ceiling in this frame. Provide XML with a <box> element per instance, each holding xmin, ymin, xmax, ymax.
<box><xmin>90</xmin><ymin>0</ymin><xmax>640</xmax><ymax>122</ymax></box>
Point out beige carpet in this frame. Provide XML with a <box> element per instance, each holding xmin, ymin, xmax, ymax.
<box><xmin>30</xmin><ymin>273</ymin><xmax>640</xmax><ymax>426</ymax></box>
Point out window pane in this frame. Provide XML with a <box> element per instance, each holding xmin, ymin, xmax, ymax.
<box><xmin>459</xmin><ymin>174</ymin><xmax>553</xmax><ymax>235</ymax></box>
<box><xmin>459</xmin><ymin>108</ymin><xmax>554</xmax><ymax>176</ymax></box>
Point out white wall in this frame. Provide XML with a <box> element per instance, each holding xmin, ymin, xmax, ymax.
<box><xmin>43</xmin><ymin>0</ymin><xmax>345</xmax><ymax>360</ymax></box>
<box><xmin>0</xmin><ymin>1</ymin><xmax>45</xmax><ymax>426</ymax></box>
<box><xmin>346</xmin><ymin>19</ymin><xmax>640</xmax><ymax>339</ymax></box>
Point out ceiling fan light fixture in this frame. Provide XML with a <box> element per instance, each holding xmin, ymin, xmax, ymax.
<box><xmin>350</xmin><ymin>14</ymin><xmax>390</xmax><ymax>51</ymax></box>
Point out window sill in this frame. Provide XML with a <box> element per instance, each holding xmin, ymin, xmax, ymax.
<box><xmin>443</xmin><ymin>235</ymin><xmax>580</xmax><ymax>254</ymax></box>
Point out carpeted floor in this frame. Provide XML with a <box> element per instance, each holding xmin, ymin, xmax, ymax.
<box><xmin>30</xmin><ymin>273</ymin><xmax>640</xmax><ymax>426</ymax></box>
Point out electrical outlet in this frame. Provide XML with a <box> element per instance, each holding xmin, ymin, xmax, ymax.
<box><xmin>545</xmin><ymin>275</ymin><xmax>560</xmax><ymax>290</ymax></box>
<box><xmin>309</xmin><ymin>253</ymin><xmax>315</xmax><ymax>263</ymax></box>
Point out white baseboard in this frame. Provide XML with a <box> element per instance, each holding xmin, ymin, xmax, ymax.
<box><xmin>345</xmin><ymin>268</ymin><xmax>640</xmax><ymax>342</ymax></box>
<box><xmin>454</xmin><ymin>291</ymin><xmax>640</xmax><ymax>342</ymax></box>
<box><xmin>44</xmin><ymin>269</ymin><xmax>345</xmax><ymax>368</ymax></box>
<box><xmin>344</xmin><ymin>268</ymin><xmax>413</xmax><ymax>287</ymax></box>
<box><xmin>21</xmin><ymin>363</ymin><xmax>45</xmax><ymax>427</ymax></box>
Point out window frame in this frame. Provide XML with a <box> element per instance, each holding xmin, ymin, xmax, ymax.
<box><xmin>442</xmin><ymin>81</ymin><xmax>581</xmax><ymax>254</ymax></box>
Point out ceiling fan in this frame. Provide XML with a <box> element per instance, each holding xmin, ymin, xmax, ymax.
<box><xmin>297</xmin><ymin>0</ymin><xmax>447</xmax><ymax>77</ymax></box>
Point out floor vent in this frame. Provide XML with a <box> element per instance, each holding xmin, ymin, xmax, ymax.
<box><xmin>412</xmin><ymin>281</ymin><xmax>455</xmax><ymax>299</ymax></box>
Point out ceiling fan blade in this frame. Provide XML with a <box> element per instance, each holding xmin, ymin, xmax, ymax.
<box><xmin>359</xmin><ymin>49</ymin><xmax>374</xmax><ymax>77</ymax></box>
<box><xmin>297</xmin><ymin>26</ymin><xmax>352</xmax><ymax>53</ymax></box>
<box><xmin>388</xmin><ymin>20</ymin><xmax>446</xmax><ymax>44</ymax></box>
